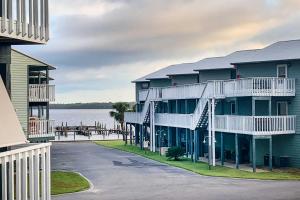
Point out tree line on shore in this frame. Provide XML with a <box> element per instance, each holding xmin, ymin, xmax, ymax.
<box><xmin>50</xmin><ymin>102</ymin><xmax>135</xmax><ymax>109</ymax></box>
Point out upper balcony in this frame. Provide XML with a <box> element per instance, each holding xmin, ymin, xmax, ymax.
<box><xmin>136</xmin><ymin>77</ymin><xmax>295</xmax><ymax>102</ymax></box>
<box><xmin>29</xmin><ymin>84</ymin><xmax>55</xmax><ymax>102</ymax></box>
<box><xmin>0</xmin><ymin>0</ymin><xmax>49</xmax><ymax>44</ymax></box>
<box><xmin>224</xmin><ymin>77</ymin><xmax>295</xmax><ymax>97</ymax></box>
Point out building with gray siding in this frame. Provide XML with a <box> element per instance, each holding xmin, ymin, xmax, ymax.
<box><xmin>125</xmin><ymin>39</ymin><xmax>300</xmax><ymax>171</ymax></box>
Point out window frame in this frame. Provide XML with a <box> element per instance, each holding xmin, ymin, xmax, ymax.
<box><xmin>277</xmin><ymin>64</ymin><xmax>288</xmax><ymax>78</ymax></box>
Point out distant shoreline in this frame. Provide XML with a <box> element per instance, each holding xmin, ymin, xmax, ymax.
<box><xmin>50</xmin><ymin>102</ymin><xmax>134</xmax><ymax>110</ymax></box>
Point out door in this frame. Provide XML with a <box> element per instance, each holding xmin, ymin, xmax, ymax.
<box><xmin>277</xmin><ymin>64</ymin><xmax>287</xmax><ymax>91</ymax></box>
<box><xmin>277</xmin><ymin>101</ymin><xmax>288</xmax><ymax>116</ymax></box>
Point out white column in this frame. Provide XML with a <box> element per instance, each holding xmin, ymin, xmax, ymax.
<box><xmin>29</xmin><ymin>150</ymin><xmax>34</xmax><ymax>200</ymax></box>
<box><xmin>33</xmin><ymin>0</ymin><xmax>39</xmax><ymax>39</ymax></box>
<box><xmin>34</xmin><ymin>149</ymin><xmax>40</xmax><ymax>200</ymax></box>
<box><xmin>7</xmin><ymin>0</ymin><xmax>13</xmax><ymax>33</ymax></box>
<box><xmin>16</xmin><ymin>0</ymin><xmax>21</xmax><ymax>34</ymax></box>
<box><xmin>21</xmin><ymin>151</ymin><xmax>28</xmax><ymax>200</ymax></box>
<box><xmin>40</xmin><ymin>0</ymin><xmax>45</xmax><ymax>39</ymax></box>
<box><xmin>41</xmin><ymin>148</ymin><xmax>46</xmax><ymax>200</ymax></box>
<box><xmin>208</xmin><ymin>99</ymin><xmax>212</xmax><ymax>166</ymax></box>
<box><xmin>9</xmin><ymin>155</ymin><xmax>15</xmax><ymax>200</ymax></box>
<box><xmin>212</xmin><ymin>98</ymin><xmax>216</xmax><ymax>166</ymax></box>
<box><xmin>2</xmin><ymin>157</ymin><xmax>7</xmax><ymax>200</ymax></box>
<box><xmin>149</xmin><ymin>101</ymin><xmax>153</xmax><ymax>151</ymax></box>
<box><xmin>15</xmin><ymin>153</ymin><xmax>21</xmax><ymax>200</ymax></box>
<box><xmin>45</xmin><ymin>146</ymin><xmax>51</xmax><ymax>200</ymax></box>
<box><xmin>28</xmin><ymin>0</ymin><xmax>33</xmax><ymax>37</ymax></box>
<box><xmin>1</xmin><ymin>0</ymin><xmax>7</xmax><ymax>33</ymax></box>
<box><xmin>44</xmin><ymin>0</ymin><xmax>49</xmax><ymax>40</ymax></box>
<box><xmin>21</xmin><ymin>0</ymin><xmax>26</xmax><ymax>36</ymax></box>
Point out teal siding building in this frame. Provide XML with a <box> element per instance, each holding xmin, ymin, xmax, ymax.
<box><xmin>125</xmin><ymin>40</ymin><xmax>300</xmax><ymax>171</ymax></box>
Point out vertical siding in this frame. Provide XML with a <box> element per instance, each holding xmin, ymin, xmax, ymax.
<box><xmin>10</xmin><ymin>50</ymin><xmax>47</xmax><ymax>137</ymax></box>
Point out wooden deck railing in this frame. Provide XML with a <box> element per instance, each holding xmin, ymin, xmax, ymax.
<box><xmin>29</xmin><ymin>84</ymin><xmax>55</xmax><ymax>102</ymax></box>
<box><xmin>215</xmin><ymin>115</ymin><xmax>296</xmax><ymax>135</ymax></box>
<box><xmin>0</xmin><ymin>143</ymin><xmax>51</xmax><ymax>200</ymax></box>
<box><xmin>28</xmin><ymin>119</ymin><xmax>55</xmax><ymax>138</ymax></box>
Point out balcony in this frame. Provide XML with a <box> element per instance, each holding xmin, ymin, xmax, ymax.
<box><xmin>155</xmin><ymin>113</ymin><xmax>192</xmax><ymax>129</ymax></box>
<box><xmin>215</xmin><ymin>115</ymin><xmax>296</xmax><ymax>135</ymax></box>
<box><xmin>224</xmin><ymin>77</ymin><xmax>295</xmax><ymax>97</ymax></box>
<box><xmin>28</xmin><ymin>119</ymin><xmax>55</xmax><ymax>138</ymax></box>
<box><xmin>138</xmin><ymin>89</ymin><xmax>149</xmax><ymax>102</ymax></box>
<box><xmin>161</xmin><ymin>83</ymin><xmax>206</xmax><ymax>100</ymax></box>
<box><xmin>29</xmin><ymin>84</ymin><xmax>55</xmax><ymax>102</ymax></box>
<box><xmin>0</xmin><ymin>143</ymin><xmax>51</xmax><ymax>200</ymax></box>
<box><xmin>0</xmin><ymin>0</ymin><xmax>49</xmax><ymax>44</ymax></box>
<box><xmin>124</xmin><ymin>112</ymin><xmax>141</xmax><ymax>124</ymax></box>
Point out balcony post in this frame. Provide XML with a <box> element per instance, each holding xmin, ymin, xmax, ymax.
<box><xmin>235</xmin><ymin>133</ymin><xmax>239</xmax><ymax>169</ymax></box>
<box><xmin>252</xmin><ymin>136</ymin><xmax>256</xmax><ymax>172</ymax></box>
<box><xmin>129</xmin><ymin>124</ymin><xmax>133</xmax><ymax>145</ymax></box>
<box><xmin>140</xmin><ymin>124</ymin><xmax>143</xmax><ymax>150</ymax></box>
<box><xmin>134</xmin><ymin>124</ymin><xmax>139</xmax><ymax>146</ymax></box>
<box><xmin>21</xmin><ymin>0</ymin><xmax>26</xmax><ymax>36</ymax></box>
<box><xmin>1</xmin><ymin>0</ymin><xmax>7</xmax><ymax>33</ymax></box>
<box><xmin>28</xmin><ymin>0</ymin><xmax>33</xmax><ymax>37</ymax></box>
<box><xmin>212</xmin><ymin>98</ymin><xmax>216</xmax><ymax>166</ymax></box>
<box><xmin>221</xmin><ymin>132</ymin><xmax>224</xmax><ymax>166</ymax></box>
<box><xmin>16</xmin><ymin>0</ymin><xmax>21</xmax><ymax>35</ymax></box>
<box><xmin>175</xmin><ymin>128</ymin><xmax>179</xmax><ymax>147</ymax></box>
<box><xmin>167</xmin><ymin>127</ymin><xmax>172</xmax><ymax>147</ymax></box>
<box><xmin>269</xmin><ymin>136</ymin><xmax>273</xmax><ymax>171</ymax></box>
<box><xmin>190</xmin><ymin>130</ymin><xmax>193</xmax><ymax>161</ymax></box>
<box><xmin>208</xmin><ymin>99</ymin><xmax>212</xmax><ymax>168</ymax></box>
<box><xmin>185</xmin><ymin>128</ymin><xmax>188</xmax><ymax>157</ymax></box>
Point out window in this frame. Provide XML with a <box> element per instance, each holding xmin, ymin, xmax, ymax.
<box><xmin>141</xmin><ymin>82</ymin><xmax>149</xmax><ymax>89</ymax></box>
<box><xmin>277</xmin><ymin>101</ymin><xmax>288</xmax><ymax>116</ymax></box>
<box><xmin>230</xmin><ymin>102</ymin><xmax>236</xmax><ymax>115</ymax></box>
<box><xmin>277</xmin><ymin>64</ymin><xmax>287</xmax><ymax>78</ymax></box>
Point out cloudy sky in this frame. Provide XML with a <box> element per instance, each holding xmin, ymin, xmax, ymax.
<box><xmin>15</xmin><ymin>0</ymin><xmax>300</xmax><ymax>103</ymax></box>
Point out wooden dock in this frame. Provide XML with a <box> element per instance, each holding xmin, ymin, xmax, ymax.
<box><xmin>55</xmin><ymin>122</ymin><xmax>130</xmax><ymax>140</ymax></box>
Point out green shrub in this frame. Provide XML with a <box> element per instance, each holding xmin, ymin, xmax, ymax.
<box><xmin>166</xmin><ymin>147</ymin><xmax>185</xmax><ymax>161</ymax></box>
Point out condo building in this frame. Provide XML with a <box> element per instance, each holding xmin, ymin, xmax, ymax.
<box><xmin>125</xmin><ymin>40</ymin><xmax>300</xmax><ymax>172</ymax></box>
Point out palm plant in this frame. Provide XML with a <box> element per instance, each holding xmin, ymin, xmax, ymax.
<box><xmin>109</xmin><ymin>102</ymin><xmax>130</xmax><ymax>144</ymax></box>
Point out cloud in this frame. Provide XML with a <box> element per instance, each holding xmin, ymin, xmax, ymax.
<box><xmin>14</xmin><ymin>0</ymin><xmax>300</xmax><ymax>103</ymax></box>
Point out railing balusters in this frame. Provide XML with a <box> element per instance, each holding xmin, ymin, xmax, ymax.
<box><xmin>215</xmin><ymin>115</ymin><xmax>296</xmax><ymax>135</ymax></box>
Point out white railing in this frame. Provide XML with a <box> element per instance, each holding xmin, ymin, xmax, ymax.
<box><xmin>29</xmin><ymin>84</ymin><xmax>55</xmax><ymax>102</ymax></box>
<box><xmin>0</xmin><ymin>143</ymin><xmax>51</xmax><ymax>200</ymax></box>
<box><xmin>215</xmin><ymin>115</ymin><xmax>296</xmax><ymax>135</ymax></box>
<box><xmin>124</xmin><ymin>112</ymin><xmax>141</xmax><ymax>124</ymax></box>
<box><xmin>0</xmin><ymin>0</ymin><xmax>49</xmax><ymax>44</ymax></box>
<box><xmin>138</xmin><ymin>89</ymin><xmax>149</xmax><ymax>102</ymax></box>
<box><xmin>125</xmin><ymin>87</ymin><xmax>162</xmax><ymax>124</ymax></box>
<box><xmin>28</xmin><ymin>119</ymin><xmax>55</xmax><ymax>139</ymax></box>
<box><xmin>155</xmin><ymin>113</ymin><xmax>192</xmax><ymax>129</ymax></box>
<box><xmin>161</xmin><ymin>83</ymin><xmax>206</xmax><ymax>100</ymax></box>
<box><xmin>224</xmin><ymin>77</ymin><xmax>295</xmax><ymax>97</ymax></box>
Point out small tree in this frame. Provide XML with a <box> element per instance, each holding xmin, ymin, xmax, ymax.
<box><xmin>166</xmin><ymin>147</ymin><xmax>185</xmax><ymax>161</ymax></box>
<box><xmin>109</xmin><ymin>102</ymin><xmax>130</xmax><ymax>144</ymax></box>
